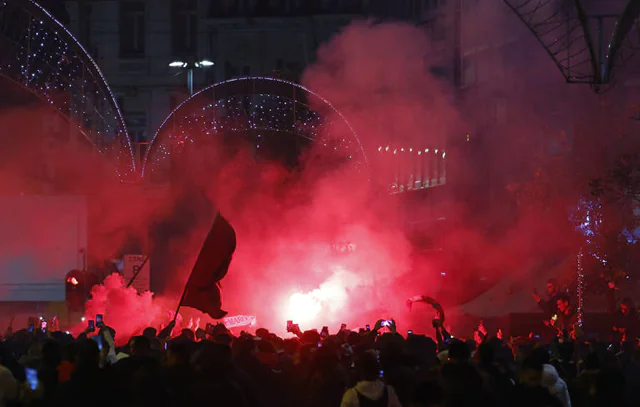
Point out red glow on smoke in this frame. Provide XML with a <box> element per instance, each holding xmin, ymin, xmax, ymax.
<box><xmin>0</xmin><ymin>12</ymin><xmax>628</xmax><ymax>340</ymax></box>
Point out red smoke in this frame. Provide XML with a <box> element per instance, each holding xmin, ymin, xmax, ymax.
<box><xmin>2</xmin><ymin>11</ymin><xmax>636</xmax><ymax>340</ymax></box>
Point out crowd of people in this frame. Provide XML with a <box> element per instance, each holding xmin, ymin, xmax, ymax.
<box><xmin>0</xmin><ymin>286</ymin><xmax>637</xmax><ymax>407</ymax></box>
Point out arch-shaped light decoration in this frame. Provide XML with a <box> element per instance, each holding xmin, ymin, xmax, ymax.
<box><xmin>142</xmin><ymin>76</ymin><xmax>368</xmax><ymax>179</ymax></box>
<box><xmin>0</xmin><ymin>0</ymin><xmax>135</xmax><ymax>179</ymax></box>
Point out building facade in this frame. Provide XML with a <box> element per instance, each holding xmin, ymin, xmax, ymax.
<box><xmin>62</xmin><ymin>0</ymin><xmax>447</xmax><ymax>163</ymax></box>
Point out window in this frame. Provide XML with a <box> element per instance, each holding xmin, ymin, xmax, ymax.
<box><xmin>125</xmin><ymin>112</ymin><xmax>147</xmax><ymax>142</ymax></box>
<box><xmin>129</xmin><ymin>129</ymin><xmax>147</xmax><ymax>143</ymax></box>
<box><xmin>170</xmin><ymin>94</ymin><xmax>181</xmax><ymax>111</ymax></box>
<box><xmin>210</xmin><ymin>0</ymin><xmax>239</xmax><ymax>17</ymax></box>
<box><xmin>78</xmin><ymin>4</ymin><xmax>92</xmax><ymax>49</ymax></box>
<box><xmin>119</xmin><ymin>1</ymin><xmax>146</xmax><ymax>58</ymax></box>
<box><xmin>224</xmin><ymin>61</ymin><xmax>238</xmax><ymax>79</ymax></box>
<box><xmin>171</xmin><ymin>0</ymin><xmax>197</xmax><ymax>55</ymax></box>
<box><xmin>342</xmin><ymin>0</ymin><xmax>361</xmax><ymax>13</ymax></box>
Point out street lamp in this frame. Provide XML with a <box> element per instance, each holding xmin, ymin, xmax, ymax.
<box><xmin>169</xmin><ymin>59</ymin><xmax>215</xmax><ymax>95</ymax></box>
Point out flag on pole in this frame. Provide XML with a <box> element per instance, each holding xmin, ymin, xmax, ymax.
<box><xmin>180</xmin><ymin>213</ymin><xmax>236</xmax><ymax>319</ymax></box>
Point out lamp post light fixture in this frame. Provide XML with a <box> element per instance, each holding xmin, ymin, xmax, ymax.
<box><xmin>169</xmin><ymin>59</ymin><xmax>215</xmax><ymax>95</ymax></box>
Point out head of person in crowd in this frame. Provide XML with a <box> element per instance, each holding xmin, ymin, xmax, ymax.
<box><xmin>448</xmin><ymin>339</ymin><xmax>471</xmax><ymax>363</ymax></box>
<box><xmin>519</xmin><ymin>356</ymin><xmax>545</xmax><ymax>387</ymax></box>
<box><xmin>556</xmin><ymin>293</ymin><xmax>571</xmax><ymax>314</ymax></box>
<box><xmin>355</xmin><ymin>349</ymin><xmax>382</xmax><ymax>382</ymax></box>
<box><xmin>142</xmin><ymin>327</ymin><xmax>157</xmax><ymax>340</ymax></box>
<box><xmin>129</xmin><ymin>336</ymin><xmax>151</xmax><ymax>358</ymax></box>
<box><xmin>166</xmin><ymin>341</ymin><xmax>190</xmax><ymax>368</ymax></box>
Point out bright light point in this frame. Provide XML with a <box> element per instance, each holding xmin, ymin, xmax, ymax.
<box><xmin>418</xmin><ymin>151</ymin><xmax>422</xmax><ymax>155</ymax></box>
<box><xmin>198</xmin><ymin>60</ymin><xmax>214</xmax><ymax>67</ymax></box>
<box><xmin>435</xmin><ymin>149</ymin><xmax>438</xmax><ymax>153</ymax></box>
<box><xmin>409</xmin><ymin>148</ymin><xmax>412</xmax><ymax>152</ymax></box>
<box><xmin>385</xmin><ymin>146</ymin><xmax>389</xmax><ymax>151</ymax></box>
<box><xmin>378</xmin><ymin>146</ymin><xmax>382</xmax><ymax>151</ymax></box>
<box><xmin>426</xmin><ymin>149</ymin><xmax>429</xmax><ymax>153</ymax></box>
<box><xmin>286</xmin><ymin>293</ymin><xmax>321</xmax><ymax>327</ymax></box>
<box><xmin>169</xmin><ymin>61</ymin><xmax>186</xmax><ymax>67</ymax></box>
<box><xmin>401</xmin><ymin>148</ymin><xmax>404</xmax><ymax>152</ymax></box>
<box><xmin>81</xmin><ymin>317</ymin><xmax>85</xmax><ymax>322</ymax></box>
<box><xmin>441</xmin><ymin>272</ymin><xmax>446</xmax><ymax>276</ymax></box>
<box><xmin>442</xmin><ymin>151</ymin><xmax>446</xmax><ymax>158</ymax></box>
<box><xmin>393</xmin><ymin>149</ymin><xmax>397</xmax><ymax>154</ymax></box>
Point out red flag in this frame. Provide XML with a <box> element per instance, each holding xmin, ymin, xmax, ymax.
<box><xmin>181</xmin><ymin>213</ymin><xmax>236</xmax><ymax>319</ymax></box>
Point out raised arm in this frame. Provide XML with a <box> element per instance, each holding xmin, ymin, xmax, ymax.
<box><xmin>408</xmin><ymin>296</ymin><xmax>445</xmax><ymax>324</ymax></box>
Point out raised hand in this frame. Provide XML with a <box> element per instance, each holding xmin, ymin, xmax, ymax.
<box><xmin>389</xmin><ymin>319</ymin><xmax>398</xmax><ymax>334</ymax></box>
<box><xmin>373</xmin><ymin>319</ymin><xmax>384</xmax><ymax>332</ymax></box>
<box><xmin>478</xmin><ymin>320</ymin><xmax>487</xmax><ymax>336</ymax></box>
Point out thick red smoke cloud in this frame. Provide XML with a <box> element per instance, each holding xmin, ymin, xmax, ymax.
<box><xmin>2</xmin><ymin>10</ymin><xmax>635</xmax><ymax>339</ymax></box>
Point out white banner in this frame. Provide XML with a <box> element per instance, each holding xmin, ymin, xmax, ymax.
<box><xmin>123</xmin><ymin>255</ymin><xmax>150</xmax><ymax>294</ymax></box>
<box><xmin>222</xmin><ymin>315</ymin><xmax>257</xmax><ymax>329</ymax></box>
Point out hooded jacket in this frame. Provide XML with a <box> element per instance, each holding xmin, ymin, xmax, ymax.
<box><xmin>542</xmin><ymin>364</ymin><xmax>571</xmax><ymax>407</ymax></box>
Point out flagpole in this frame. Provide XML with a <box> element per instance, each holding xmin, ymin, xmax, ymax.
<box><xmin>173</xmin><ymin>212</ymin><xmax>221</xmax><ymax>323</ymax></box>
<box><xmin>173</xmin><ymin>285</ymin><xmax>189</xmax><ymax>323</ymax></box>
<box><xmin>126</xmin><ymin>256</ymin><xmax>150</xmax><ymax>288</ymax></box>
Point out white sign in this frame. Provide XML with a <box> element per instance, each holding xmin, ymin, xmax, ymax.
<box><xmin>123</xmin><ymin>255</ymin><xmax>150</xmax><ymax>294</ymax></box>
<box><xmin>222</xmin><ymin>315</ymin><xmax>257</xmax><ymax>329</ymax></box>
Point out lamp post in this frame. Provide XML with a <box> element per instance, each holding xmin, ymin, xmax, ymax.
<box><xmin>169</xmin><ymin>59</ymin><xmax>215</xmax><ymax>95</ymax></box>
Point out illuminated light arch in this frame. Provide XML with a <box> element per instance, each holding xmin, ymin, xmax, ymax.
<box><xmin>142</xmin><ymin>76</ymin><xmax>368</xmax><ymax>179</ymax></box>
<box><xmin>0</xmin><ymin>0</ymin><xmax>135</xmax><ymax>178</ymax></box>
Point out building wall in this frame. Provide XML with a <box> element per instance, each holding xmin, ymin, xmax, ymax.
<box><xmin>62</xmin><ymin>0</ymin><xmax>428</xmax><ymax>156</ymax></box>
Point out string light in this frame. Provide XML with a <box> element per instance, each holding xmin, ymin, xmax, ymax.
<box><xmin>0</xmin><ymin>0</ymin><xmax>135</xmax><ymax>180</ymax></box>
<box><xmin>142</xmin><ymin>77</ymin><xmax>368</xmax><ymax>179</ymax></box>
<box><xmin>577</xmin><ymin>248</ymin><xmax>585</xmax><ymax>327</ymax></box>
<box><xmin>378</xmin><ymin>145</ymin><xmax>446</xmax><ymax>194</ymax></box>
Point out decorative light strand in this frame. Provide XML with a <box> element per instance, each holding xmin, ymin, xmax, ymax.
<box><xmin>577</xmin><ymin>248</ymin><xmax>585</xmax><ymax>327</ymax></box>
<box><xmin>0</xmin><ymin>0</ymin><xmax>135</xmax><ymax>180</ymax></box>
<box><xmin>142</xmin><ymin>77</ymin><xmax>368</xmax><ymax>179</ymax></box>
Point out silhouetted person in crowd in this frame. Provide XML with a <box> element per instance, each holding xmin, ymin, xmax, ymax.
<box><xmin>111</xmin><ymin>335</ymin><xmax>161</xmax><ymax>406</ymax></box>
<box><xmin>607</xmin><ymin>281</ymin><xmax>639</xmax><ymax>344</ymax></box>
<box><xmin>0</xmin><ymin>343</ymin><xmax>17</xmax><ymax>407</ymax></box>
<box><xmin>341</xmin><ymin>349</ymin><xmax>402</xmax><ymax>407</ymax></box>
<box><xmin>54</xmin><ymin>339</ymin><xmax>114</xmax><ymax>407</ymax></box>
<box><xmin>533</xmin><ymin>279</ymin><xmax>562</xmax><ymax>318</ymax></box>
<box><xmin>510</xmin><ymin>357</ymin><xmax>563</xmax><ymax>407</ymax></box>
<box><xmin>546</xmin><ymin>293</ymin><xmax>577</xmax><ymax>338</ymax></box>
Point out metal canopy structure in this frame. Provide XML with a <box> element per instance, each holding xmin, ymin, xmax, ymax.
<box><xmin>0</xmin><ymin>0</ymin><xmax>136</xmax><ymax>179</ymax></box>
<box><xmin>503</xmin><ymin>0</ymin><xmax>640</xmax><ymax>91</ymax></box>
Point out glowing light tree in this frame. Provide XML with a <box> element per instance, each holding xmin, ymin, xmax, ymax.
<box><xmin>0</xmin><ymin>0</ymin><xmax>135</xmax><ymax>180</ymax></box>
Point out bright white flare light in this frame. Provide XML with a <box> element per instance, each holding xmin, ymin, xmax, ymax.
<box><xmin>283</xmin><ymin>268</ymin><xmax>354</xmax><ymax>330</ymax></box>
<box><xmin>169</xmin><ymin>61</ymin><xmax>187</xmax><ymax>68</ymax></box>
<box><xmin>197</xmin><ymin>60</ymin><xmax>215</xmax><ymax>67</ymax></box>
<box><xmin>286</xmin><ymin>292</ymin><xmax>322</xmax><ymax>327</ymax></box>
